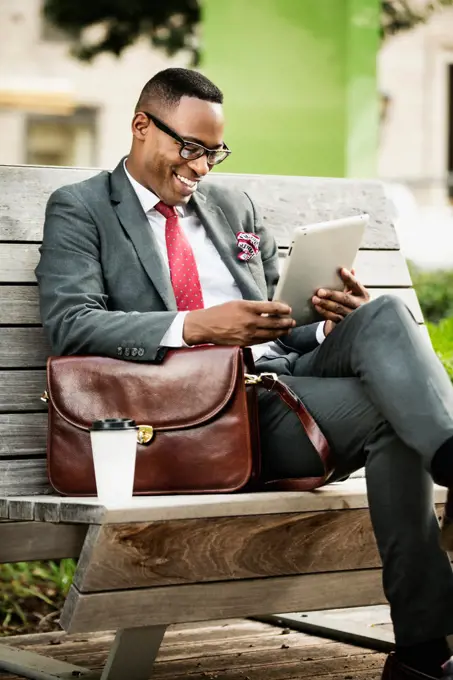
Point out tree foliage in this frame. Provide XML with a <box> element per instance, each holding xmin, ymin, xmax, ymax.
<box><xmin>43</xmin><ymin>0</ymin><xmax>201</xmax><ymax>64</ymax></box>
<box><xmin>382</xmin><ymin>0</ymin><xmax>453</xmax><ymax>37</ymax></box>
<box><xmin>43</xmin><ymin>0</ymin><xmax>453</xmax><ymax>65</ymax></box>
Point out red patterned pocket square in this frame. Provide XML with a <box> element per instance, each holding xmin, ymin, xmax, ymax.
<box><xmin>236</xmin><ymin>232</ymin><xmax>260</xmax><ymax>261</ymax></box>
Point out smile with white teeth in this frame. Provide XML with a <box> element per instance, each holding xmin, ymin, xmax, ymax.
<box><xmin>175</xmin><ymin>173</ymin><xmax>197</xmax><ymax>188</ymax></box>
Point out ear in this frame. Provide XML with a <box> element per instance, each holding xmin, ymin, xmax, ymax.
<box><xmin>131</xmin><ymin>112</ymin><xmax>151</xmax><ymax>142</ymax></box>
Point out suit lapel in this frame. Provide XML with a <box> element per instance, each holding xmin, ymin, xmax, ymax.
<box><xmin>109</xmin><ymin>160</ymin><xmax>177</xmax><ymax>310</ymax></box>
<box><xmin>191</xmin><ymin>190</ymin><xmax>263</xmax><ymax>301</ymax></box>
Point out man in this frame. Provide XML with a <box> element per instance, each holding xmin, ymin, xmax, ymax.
<box><xmin>36</xmin><ymin>68</ymin><xmax>453</xmax><ymax>679</ymax></box>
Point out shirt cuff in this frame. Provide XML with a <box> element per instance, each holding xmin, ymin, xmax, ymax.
<box><xmin>315</xmin><ymin>321</ymin><xmax>326</xmax><ymax>345</ymax></box>
<box><xmin>160</xmin><ymin>312</ymin><xmax>190</xmax><ymax>348</ymax></box>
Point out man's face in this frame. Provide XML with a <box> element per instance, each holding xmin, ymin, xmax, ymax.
<box><xmin>132</xmin><ymin>96</ymin><xmax>225</xmax><ymax>206</ymax></box>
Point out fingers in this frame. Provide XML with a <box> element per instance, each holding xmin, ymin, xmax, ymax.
<box><xmin>339</xmin><ymin>267</ymin><xmax>367</xmax><ymax>296</ymax></box>
<box><xmin>256</xmin><ymin>314</ymin><xmax>296</xmax><ymax>331</ymax></box>
<box><xmin>314</xmin><ymin>305</ymin><xmax>343</xmax><ymax>324</ymax></box>
<box><xmin>313</xmin><ymin>289</ymin><xmax>361</xmax><ymax>310</ymax></box>
<box><xmin>250</xmin><ymin>300</ymin><xmax>293</xmax><ymax>316</ymax></box>
<box><xmin>313</xmin><ymin>298</ymin><xmax>353</xmax><ymax>318</ymax></box>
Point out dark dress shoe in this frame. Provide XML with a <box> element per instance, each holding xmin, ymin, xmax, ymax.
<box><xmin>382</xmin><ymin>654</ymin><xmax>453</xmax><ymax>679</ymax></box>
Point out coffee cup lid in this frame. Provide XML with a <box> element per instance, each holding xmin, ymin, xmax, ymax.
<box><xmin>90</xmin><ymin>418</ymin><xmax>137</xmax><ymax>431</ymax></box>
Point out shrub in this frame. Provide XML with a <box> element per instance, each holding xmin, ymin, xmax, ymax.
<box><xmin>409</xmin><ymin>262</ymin><xmax>453</xmax><ymax>323</ymax></box>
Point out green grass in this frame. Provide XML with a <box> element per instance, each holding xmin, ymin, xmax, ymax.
<box><xmin>427</xmin><ymin>316</ymin><xmax>453</xmax><ymax>382</ymax></box>
<box><xmin>0</xmin><ymin>559</ymin><xmax>76</xmax><ymax>635</ymax></box>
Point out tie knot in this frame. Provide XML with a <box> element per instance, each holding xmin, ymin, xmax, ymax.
<box><xmin>155</xmin><ymin>201</ymin><xmax>177</xmax><ymax>220</ymax></box>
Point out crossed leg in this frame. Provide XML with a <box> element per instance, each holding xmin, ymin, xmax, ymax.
<box><xmin>257</xmin><ymin>295</ymin><xmax>453</xmax><ymax>645</ymax></box>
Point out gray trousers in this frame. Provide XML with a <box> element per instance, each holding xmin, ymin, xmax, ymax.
<box><xmin>256</xmin><ymin>295</ymin><xmax>453</xmax><ymax>646</ymax></box>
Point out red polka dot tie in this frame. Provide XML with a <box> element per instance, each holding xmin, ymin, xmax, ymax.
<box><xmin>155</xmin><ymin>201</ymin><xmax>204</xmax><ymax>311</ymax></box>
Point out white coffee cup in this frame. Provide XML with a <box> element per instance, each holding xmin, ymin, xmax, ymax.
<box><xmin>89</xmin><ymin>418</ymin><xmax>138</xmax><ymax>507</ymax></box>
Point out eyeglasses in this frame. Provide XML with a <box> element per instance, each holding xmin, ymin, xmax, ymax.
<box><xmin>141</xmin><ymin>111</ymin><xmax>231</xmax><ymax>166</ymax></box>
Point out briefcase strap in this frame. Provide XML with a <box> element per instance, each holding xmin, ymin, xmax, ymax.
<box><xmin>245</xmin><ymin>372</ymin><xmax>333</xmax><ymax>490</ymax></box>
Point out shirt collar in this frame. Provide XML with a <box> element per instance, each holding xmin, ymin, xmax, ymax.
<box><xmin>123</xmin><ymin>159</ymin><xmax>185</xmax><ymax>217</ymax></box>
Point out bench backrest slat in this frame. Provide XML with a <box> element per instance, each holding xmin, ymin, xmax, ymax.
<box><xmin>0</xmin><ymin>165</ymin><xmax>407</xmax><ymax>497</ymax></box>
<box><xmin>0</xmin><ymin>166</ymin><xmax>398</xmax><ymax>248</ymax></box>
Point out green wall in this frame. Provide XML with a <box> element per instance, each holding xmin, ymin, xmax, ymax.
<box><xmin>202</xmin><ymin>0</ymin><xmax>379</xmax><ymax>177</ymax></box>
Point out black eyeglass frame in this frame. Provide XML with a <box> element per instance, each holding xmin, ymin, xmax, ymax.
<box><xmin>140</xmin><ymin>111</ymin><xmax>231</xmax><ymax>166</ymax></box>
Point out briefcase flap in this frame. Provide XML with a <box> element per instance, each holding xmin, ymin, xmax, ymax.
<box><xmin>46</xmin><ymin>346</ymin><xmax>245</xmax><ymax>432</ymax></box>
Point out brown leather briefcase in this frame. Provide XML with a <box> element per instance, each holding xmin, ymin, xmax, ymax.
<box><xmin>44</xmin><ymin>346</ymin><xmax>333</xmax><ymax>496</ymax></box>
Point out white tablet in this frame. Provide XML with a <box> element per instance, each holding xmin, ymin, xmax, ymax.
<box><xmin>273</xmin><ymin>214</ymin><xmax>369</xmax><ymax>326</ymax></box>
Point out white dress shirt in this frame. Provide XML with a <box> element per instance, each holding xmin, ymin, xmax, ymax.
<box><xmin>123</xmin><ymin>162</ymin><xmax>325</xmax><ymax>359</ymax></box>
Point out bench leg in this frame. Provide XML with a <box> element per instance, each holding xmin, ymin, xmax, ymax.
<box><xmin>0</xmin><ymin>643</ymin><xmax>98</xmax><ymax>680</ymax></box>
<box><xmin>100</xmin><ymin>625</ymin><xmax>167</xmax><ymax>680</ymax></box>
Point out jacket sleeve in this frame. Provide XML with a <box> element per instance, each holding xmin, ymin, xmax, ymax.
<box><xmin>35</xmin><ymin>188</ymin><xmax>177</xmax><ymax>362</ymax></box>
<box><xmin>244</xmin><ymin>191</ymin><xmax>320</xmax><ymax>356</ymax></box>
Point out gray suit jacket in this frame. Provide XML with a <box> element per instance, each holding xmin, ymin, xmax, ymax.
<box><xmin>36</xmin><ymin>159</ymin><xmax>319</xmax><ymax>363</ymax></box>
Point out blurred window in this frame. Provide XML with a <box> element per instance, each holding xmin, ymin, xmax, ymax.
<box><xmin>25</xmin><ymin>109</ymin><xmax>97</xmax><ymax>167</ymax></box>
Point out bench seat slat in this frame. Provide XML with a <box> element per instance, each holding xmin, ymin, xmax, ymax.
<box><xmin>1</xmin><ymin>482</ymin><xmax>446</xmax><ymax>524</ymax></box>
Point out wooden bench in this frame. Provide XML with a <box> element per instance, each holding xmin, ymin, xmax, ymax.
<box><xmin>0</xmin><ymin>165</ymin><xmax>444</xmax><ymax>680</ymax></box>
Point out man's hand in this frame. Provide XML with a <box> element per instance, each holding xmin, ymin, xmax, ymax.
<box><xmin>312</xmin><ymin>268</ymin><xmax>370</xmax><ymax>336</ymax></box>
<box><xmin>183</xmin><ymin>300</ymin><xmax>296</xmax><ymax>346</ymax></box>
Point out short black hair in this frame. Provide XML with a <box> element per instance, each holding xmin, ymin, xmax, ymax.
<box><xmin>135</xmin><ymin>68</ymin><xmax>223</xmax><ymax>113</ymax></box>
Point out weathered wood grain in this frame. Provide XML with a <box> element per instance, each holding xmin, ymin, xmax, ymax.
<box><xmin>61</xmin><ymin>568</ymin><xmax>386</xmax><ymax>632</ymax></box>
<box><xmin>0</xmin><ymin>286</ymin><xmax>41</xmax><ymax>324</ymax></box>
<box><xmin>73</xmin><ymin>510</ymin><xmax>381</xmax><ymax>593</ymax></box>
<box><xmin>0</xmin><ymin>243</ymin><xmax>409</xmax><ymax>284</ymax></box>
<box><xmin>0</xmin><ymin>620</ymin><xmax>385</xmax><ymax>680</ymax></box>
<box><xmin>0</xmin><ymin>327</ymin><xmax>50</xmax><ymax>368</ymax></box>
<box><xmin>0</xmin><ymin>244</ymin><xmax>40</xmax><ymax>282</ymax></box>
<box><xmin>0</xmin><ymin>413</ymin><xmax>47</xmax><ymax>457</ymax></box>
<box><xmin>147</xmin><ymin>651</ymin><xmax>384</xmax><ymax>680</ymax></box>
<box><xmin>0</xmin><ymin>458</ymin><xmax>51</xmax><ymax>495</ymax></box>
<box><xmin>0</xmin><ymin>619</ymin><xmax>277</xmax><ymax>648</ymax></box>
<box><xmin>208</xmin><ymin>173</ymin><xmax>399</xmax><ymax>249</ymax></box>
<box><xmin>0</xmin><ymin>164</ymin><xmax>99</xmax><ymax>241</ymax></box>
<box><xmin>0</xmin><ymin>165</ymin><xmax>398</xmax><ymax>248</ymax></box>
<box><xmin>0</xmin><ymin>631</ymin><xmax>341</xmax><ymax>669</ymax></box>
<box><xmin>0</xmin><ymin>635</ymin><xmax>382</xmax><ymax>679</ymax></box>
<box><xmin>0</xmin><ymin>521</ymin><xmax>86</xmax><ymax>563</ymax></box>
<box><xmin>0</xmin><ymin>495</ymin><xmax>105</xmax><ymax>523</ymax></box>
<box><xmin>0</xmin><ymin>370</ymin><xmax>46</xmax><ymax>411</ymax></box>
<box><xmin>7</xmin><ymin>499</ymin><xmax>35</xmax><ymax>520</ymax></box>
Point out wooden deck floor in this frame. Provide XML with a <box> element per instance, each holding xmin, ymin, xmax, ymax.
<box><xmin>0</xmin><ymin>617</ymin><xmax>387</xmax><ymax>680</ymax></box>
